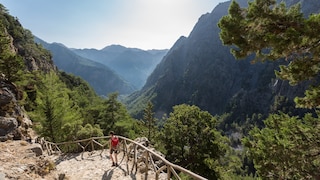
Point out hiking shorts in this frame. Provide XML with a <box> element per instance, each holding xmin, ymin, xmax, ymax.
<box><xmin>110</xmin><ymin>147</ymin><xmax>118</xmax><ymax>154</ymax></box>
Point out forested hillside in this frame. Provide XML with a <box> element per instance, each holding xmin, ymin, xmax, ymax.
<box><xmin>124</xmin><ymin>1</ymin><xmax>320</xmax><ymax>177</ymax></box>
<box><xmin>0</xmin><ymin>3</ymin><xmax>140</xmax><ymax>142</ymax></box>
<box><xmin>2</xmin><ymin>1</ymin><xmax>320</xmax><ymax>179</ymax></box>
<box><xmin>0</xmin><ymin>4</ymin><xmax>243</xmax><ymax>179</ymax></box>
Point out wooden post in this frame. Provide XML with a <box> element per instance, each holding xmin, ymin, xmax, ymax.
<box><xmin>38</xmin><ymin>136</ymin><xmax>208</xmax><ymax>180</ymax></box>
<box><xmin>134</xmin><ymin>144</ymin><xmax>137</xmax><ymax>173</ymax></box>
<box><xmin>155</xmin><ymin>165</ymin><xmax>167</xmax><ymax>180</ymax></box>
<box><xmin>167</xmin><ymin>165</ymin><xmax>171</xmax><ymax>179</ymax></box>
<box><xmin>91</xmin><ymin>139</ymin><xmax>94</xmax><ymax>151</ymax></box>
<box><xmin>145</xmin><ymin>151</ymin><xmax>149</xmax><ymax>179</ymax></box>
<box><xmin>125</xmin><ymin>140</ymin><xmax>129</xmax><ymax>176</ymax></box>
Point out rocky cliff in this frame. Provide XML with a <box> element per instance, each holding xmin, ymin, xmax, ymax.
<box><xmin>0</xmin><ymin>4</ymin><xmax>56</xmax><ymax>141</ymax></box>
<box><xmin>125</xmin><ymin>0</ymin><xmax>319</xmax><ymax>124</ymax></box>
<box><xmin>0</xmin><ymin>76</ymin><xmax>33</xmax><ymax>141</ymax></box>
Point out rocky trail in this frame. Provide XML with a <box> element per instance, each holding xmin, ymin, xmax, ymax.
<box><xmin>0</xmin><ymin>140</ymin><xmax>167</xmax><ymax>180</ymax></box>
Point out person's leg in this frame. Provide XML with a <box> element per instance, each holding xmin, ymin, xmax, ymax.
<box><xmin>115</xmin><ymin>151</ymin><xmax>118</xmax><ymax>166</ymax></box>
<box><xmin>110</xmin><ymin>149</ymin><xmax>115</xmax><ymax>166</ymax></box>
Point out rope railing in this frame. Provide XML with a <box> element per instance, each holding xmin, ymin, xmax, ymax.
<box><xmin>38</xmin><ymin>136</ymin><xmax>208</xmax><ymax>180</ymax></box>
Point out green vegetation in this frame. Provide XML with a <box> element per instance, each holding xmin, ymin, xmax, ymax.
<box><xmin>3</xmin><ymin>0</ymin><xmax>320</xmax><ymax>179</ymax></box>
<box><xmin>29</xmin><ymin>72</ymin><xmax>83</xmax><ymax>142</ymax></box>
<box><xmin>0</xmin><ymin>17</ymin><xmax>24</xmax><ymax>82</ymax></box>
<box><xmin>219</xmin><ymin>0</ymin><xmax>320</xmax><ymax>178</ymax></box>
<box><xmin>142</xmin><ymin>101</ymin><xmax>156</xmax><ymax>141</ymax></box>
<box><xmin>243</xmin><ymin>112</ymin><xmax>320</xmax><ymax>178</ymax></box>
<box><xmin>219</xmin><ymin>0</ymin><xmax>320</xmax><ymax>109</ymax></box>
<box><xmin>159</xmin><ymin>104</ymin><xmax>240</xmax><ymax>179</ymax></box>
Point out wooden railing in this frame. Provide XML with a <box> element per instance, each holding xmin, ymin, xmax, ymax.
<box><xmin>38</xmin><ymin>136</ymin><xmax>208</xmax><ymax>180</ymax></box>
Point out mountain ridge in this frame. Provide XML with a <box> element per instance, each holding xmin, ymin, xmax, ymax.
<box><xmin>72</xmin><ymin>46</ymin><xmax>168</xmax><ymax>89</ymax></box>
<box><xmin>124</xmin><ymin>0</ymin><xmax>317</xmax><ymax>124</ymax></box>
<box><xmin>34</xmin><ymin>37</ymin><xmax>135</xmax><ymax>95</ymax></box>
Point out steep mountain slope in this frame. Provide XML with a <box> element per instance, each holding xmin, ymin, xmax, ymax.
<box><xmin>125</xmin><ymin>0</ymin><xmax>319</xmax><ymax>122</ymax></box>
<box><xmin>72</xmin><ymin>45</ymin><xmax>168</xmax><ymax>89</ymax></box>
<box><xmin>34</xmin><ymin>38</ymin><xmax>135</xmax><ymax>95</ymax></box>
<box><xmin>0</xmin><ymin>4</ymin><xmax>57</xmax><ymax>142</ymax></box>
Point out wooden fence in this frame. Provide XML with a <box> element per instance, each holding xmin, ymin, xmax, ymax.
<box><xmin>38</xmin><ymin>136</ymin><xmax>208</xmax><ymax>180</ymax></box>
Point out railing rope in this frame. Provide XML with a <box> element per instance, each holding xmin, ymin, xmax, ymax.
<box><xmin>39</xmin><ymin>136</ymin><xmax>208</xmax><ymax>180</ymax></box>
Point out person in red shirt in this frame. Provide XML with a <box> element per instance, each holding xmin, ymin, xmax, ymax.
<box><xmin>109</xmin><ymin>131</ymin><xmax>119</xmax><ymax>167</ymax></box>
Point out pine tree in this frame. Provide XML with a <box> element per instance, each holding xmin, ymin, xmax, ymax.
<box><xmin>142</xmin><ymin>101</ymin><xmax>156</xmax><ymax>141</ymax></box>
<box><xmin>242</xmin><ymin>112</ymin><xmax>320</xmax><ymax>178</ymax></box>
<box><xmin>218</xmin><ymin>0</ymin><xmax>320</xmax><ymax>109</ymax></box>
<box><xmin>31</xmin><ymin>72</ymin><xmax>82</xmax><ymax>142</ymax></box>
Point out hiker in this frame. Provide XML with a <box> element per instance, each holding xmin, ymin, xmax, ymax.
<box><xmin>109</xmin><ymin>131</ymin><xmax>119</xmax><ymax>167</ymax></box>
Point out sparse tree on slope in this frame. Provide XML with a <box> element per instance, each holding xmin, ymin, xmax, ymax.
<box><xmin>0</xmin><ymin>23</ymin><xmax>24</xmax><ymax>82</ymax></box>
<box><xmin>98</xmin><ymin>92</ymin><xmax>122</xmax><ymax>134</ymax></box>
<box><xmin>97</xmin><ymin>92</ymin><xmax>139</xmax><ymax>138</ymax></box>
<box><xmin>142</xmin><ymin>101</ymin><xmax>156</xmax><ymax>141</ymax></box>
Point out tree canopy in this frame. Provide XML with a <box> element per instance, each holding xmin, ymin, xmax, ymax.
<box><xmin>0</xmin><ymin>22</ymin><xmax>24</xmax><ymax>82</ymax></box>
<box><xmin>161</xmin><ymin>104</ymin><xmax>232</xmax><ymax>179</ymax></box>
<box><xmin>219</xmin><ymin>0</ymin><xmax>320</xmax><ymax>178</ymax></box>
<box><xmin>218</xmin><ymin>0</ymin><xmax>320</xmax><ymax>109</ymax></box>
<box><xmin>242</xmin><ymin>112</ymin><xmax>320</xmax><ymax>179</ymax></box>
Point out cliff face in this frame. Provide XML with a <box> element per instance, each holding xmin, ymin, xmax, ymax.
<box><xmin>14</xmin><ymin>33</ymin><xmax>56</xmax><ymax>73</ymax></box>
<box><xmin>125</xmin><ymin>0</ymin><xmax>319</xmax><ymax>122</ymax></box>
<box><xmin>0</xmin><ymin>4</ymin><xmax>56</xmax><ymax>141</ymax></box>
<box><xmin>0</xmin><ymin>77</ymin><xmax>33</xmax><ymax>141</ymax></box>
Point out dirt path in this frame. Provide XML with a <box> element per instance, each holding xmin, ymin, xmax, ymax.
<box><xmin>52</xmin><ymin>151</ymin><xmax>145</xmax><ymax>180</ymax></box>
<box><xmin>0</xmin><ymin>140</ymin><xmax>167</xmax><ymax>180</ymax></box>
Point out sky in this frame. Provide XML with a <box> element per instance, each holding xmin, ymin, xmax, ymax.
<box><xmin>0</xmin><ymin>0</ymin><xmax>228</xmax><ymax>50</ymax></box>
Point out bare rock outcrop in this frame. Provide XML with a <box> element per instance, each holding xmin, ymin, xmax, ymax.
<box><xmin>0</xmin><ymin>140</ymin><xmax>57</xmax><ymax>180</ymax></box>
<box><xmin>0</xmin><ymin>77</ymin><xmax>33</xmax><ymax>142</ymax></box>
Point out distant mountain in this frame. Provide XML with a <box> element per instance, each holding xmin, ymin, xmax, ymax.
<box><xmin>34</xmin><ymin>37</ymin><xmax>135</xmax><ymax>95</ymax></box>
<box><xmin>124</xmin><ymin>0</ymin><xmax>319</xmax><ymax>124</ymax></box>
<box><xmin>72</xmin><ymin>45</ymin><xmax>168</xmax><ymax>89</ymax></box>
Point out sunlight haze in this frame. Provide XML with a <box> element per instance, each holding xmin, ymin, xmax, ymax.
<box><xmin>0</xmin><ymin>0</ymin><xmax>228</xmax><ymax>50</ymax></box>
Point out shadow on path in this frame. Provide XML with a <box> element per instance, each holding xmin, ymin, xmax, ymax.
<box><xmin>102</xmin><ymin>164</ymin><xmax>138</xmax><ymax>180</ymax></box>
<box><xmin>102</xmin><ymin>169</ymin><xmax>113</xmax><ymax>180</ymax></box>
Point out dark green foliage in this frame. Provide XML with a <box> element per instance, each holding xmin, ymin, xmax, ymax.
<box><xmin>0</xmin><ymin>22</ymin><xmax>24</xmax><ymax>82</ymax></box>
<box><xmin>161</xmin><ymin>104</ymin><xmax>233</xmax><ymax>179</ymax></box>
<box><xmin>76</xmin><ymin>124</ymin><xmax>104</xmax><ymax>140</ymax></box>
<box><xmin>96</xmin><ymin>92</ymin><xmax>140</xmax><ymax>138</ymax></box>
<box><xmin>243</xmin><ymin>112</ymin><xmax>320</xmax><ymax>179</ymax></box>
<box><xmin>0</xmin><ymin>3</ymin><xmax>143</xmax><ymax>143</ymax></box>
<box><xmin>30</xmin><ymin>72</ymin><xmax>83</xmax><ymax>142</ymax></box>
<box><xmin>98</xmin><ymin>92</ymin><xmax>122</xmax><ymax>134</ymax></box>
<box><xmin>219</xmin><ymin>1</ymin><xmax>320</xmax><ymax>178</ymax></box>
<box><xmin>142</xmin><ymin>101</ymin><xmax>156</xmax><ymax>141</ymax></box>
<box><xmin>219</xmin><ymin>0</ymin><xmax>320</xmax><ymax>109</ymax></box>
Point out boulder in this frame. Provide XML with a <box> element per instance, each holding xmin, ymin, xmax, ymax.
<box><xmin>0</xmin><ymin>79</ymin><xmax>33</xmax><ymax>141</ymax></box>
<box><xmin>0</xmin><ymin>117</ymin><xmax>18</xmax><ymax>135</ymax></box>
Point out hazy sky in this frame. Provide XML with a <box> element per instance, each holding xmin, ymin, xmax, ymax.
<box><xmin>0</xmin><ymin>0</ymin><xmax>228</xmax><ymax>50</ymax></box>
